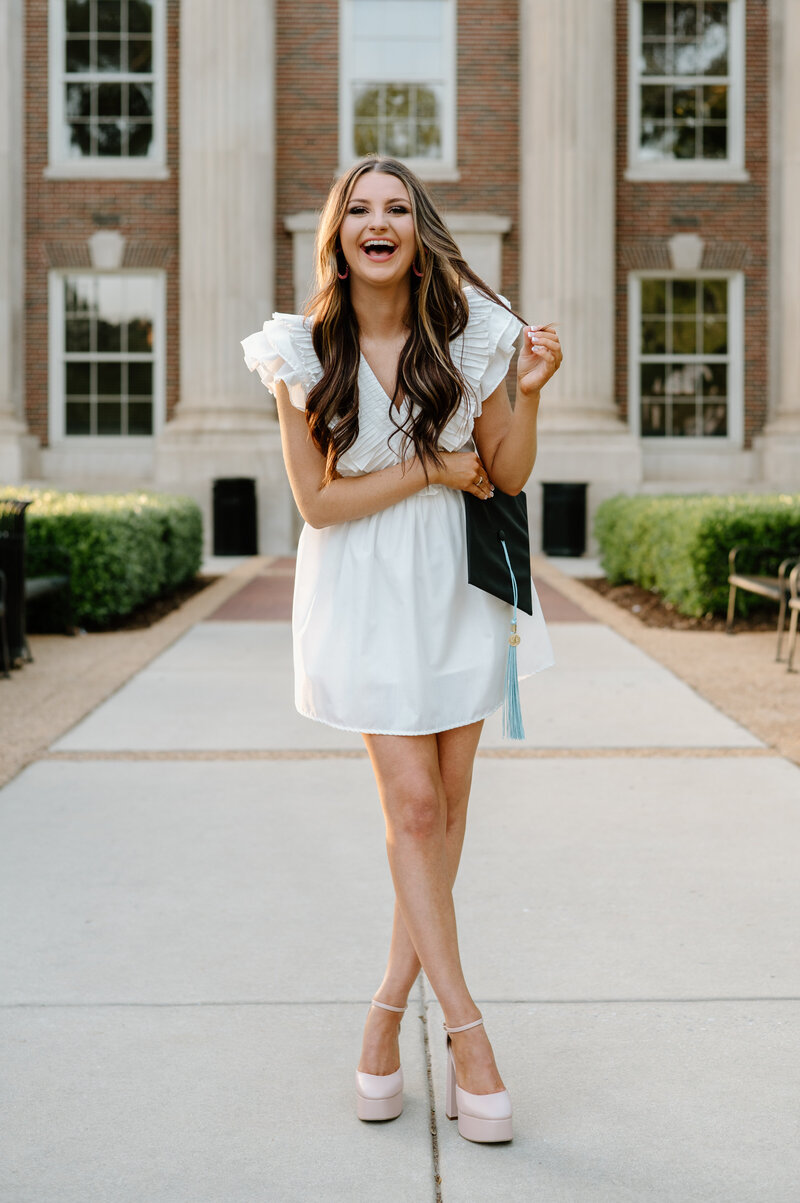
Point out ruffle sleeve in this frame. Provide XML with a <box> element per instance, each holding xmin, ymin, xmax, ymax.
<box><xmin>453</xmin><ymin>286</ymin><xmax>524</xmax><ymax>417</ymax></box>
<box><xmin>240</xmin><ymin>312</ymin><xmax>321</xmax><ymax>411</ymax></box>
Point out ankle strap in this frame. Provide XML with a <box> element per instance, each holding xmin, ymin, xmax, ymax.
<box><xmin>371</xmin><ymin>998</ymin><xmax>407</xmax><ymax>1014</ymax></box>
<box><xmin>443</xmin><ymin>1015</ymin><xmax>484</xmax><ymax>1034</ymax></box>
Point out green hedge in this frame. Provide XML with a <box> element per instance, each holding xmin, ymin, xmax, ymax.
<box><xmin>0</xmin><ymin>487</ymin><xmax>203</xmax><ymax>627</ymax></box>
<box><xmin>594</xmin><ymin>493</ymin><xmax>800</xmax><ymax>617</ymax></box>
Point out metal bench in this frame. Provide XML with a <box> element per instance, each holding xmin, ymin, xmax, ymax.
<box><xmin>726</xmin><ymin>545</ymin><xmax>800</xmax><ymax>661</ymax></box>
<box><xmin>786</xmin><ymin>564</ymin><xmax>800</xmax><ymax>673</ymax></box>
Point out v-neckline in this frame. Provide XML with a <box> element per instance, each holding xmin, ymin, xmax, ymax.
<box><xmin>360</xmin><ymin>352</ymin><xmax>406</xmax><ymax>414</ymax></box>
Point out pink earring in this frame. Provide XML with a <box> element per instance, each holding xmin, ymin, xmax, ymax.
<box><xmin>336</xmin><ymin>250</ymin><xmax>350</xmax><ymax>280</ymax></box>
<box><xmin>412</xmin><ymin>257</ymin><xmax>424</xmax><ymax>278</ymax></box>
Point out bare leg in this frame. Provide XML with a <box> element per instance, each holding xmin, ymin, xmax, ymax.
<box><xmin>358</xmin><ymin>722</ymin><xmax>504</xmax><ymax>1095</ymax></box>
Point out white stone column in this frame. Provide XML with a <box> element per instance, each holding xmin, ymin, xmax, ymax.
<box><xmin>520</xmin><ymin>0</ymin><xmax>640</xmax><ymax>551</ymax></box>
<box><xmin>155</xmin><ymin>0</ymin><xmax>294</xmax><ymax>552</ymax></box>
<box><xmin>757</xmin><ymin>0</ymin><xmax>800</xmax><ymax>490</ymax></box>
<box><xmin>0</xmin><ymin>0</ymin><xmax>37</xmax><ymax>480</ymax></box>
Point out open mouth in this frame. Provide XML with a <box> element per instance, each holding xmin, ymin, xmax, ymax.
<box><xmin>361</xmin><ymin>240</ymin><xmax>398</xmax><ymax>261</ymax></box>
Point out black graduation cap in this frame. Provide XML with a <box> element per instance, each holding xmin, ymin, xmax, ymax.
<box><xmin>463</xmin><ymin>489</ymin><xmax>534</xmax><ymax>615</ymax></box>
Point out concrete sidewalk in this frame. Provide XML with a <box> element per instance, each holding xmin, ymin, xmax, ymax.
<box><xmin>2</xmin><ymin>560</ymin><xmax>799</xmax><ymax>1202</ymax></box>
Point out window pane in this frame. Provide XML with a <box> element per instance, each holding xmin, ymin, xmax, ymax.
<box><xmin>97</xmin><ymin>402</ymin><xmax>123</xmax><ymax>435</ymax></box>
<box><xmin>641</xmin><ymin>363</ymin><xmax>666</xmax><ymax>397</ymax></box>
<box><xmin>66</xmin><ymin>1</ymin><xmax>91</xmax><ymax>33</ymax></box>
<box><xmin>67</xmin><ymin>119</ymin><xmax>92</xmax><ymax>155</ymax></box>
<box><xmin>703</xmin><ymin>280</ymin><xmax>727</xmax><ymax>314</ymax></box>
<box><xmin>672</xmin><ymin>402</ymin><xmax>699</xmax><ymax>436</ymax></box>
<box><xmin>673</xmin><ymin>122</ymin><xmax>697</xmax><ymax>159</ymax></box>
<box><xmin>97</xmin><ymin>38</ymin><xmax>122</xmax><ymax>73</ymax></box>
<box><xmin>641</xmin><ymin>320</ymin><xmax>667</xmax><ymax>354</ymax></box>
<box><xmin>129</xmin><ymin>83</ymin><xmax>153</xmax><ymax>117</ymax></box>
<box><xmin>97</xmin><ymin>319</ymin><xmax>121</xmax><ymax>353</ymax></box>
<box><xmin>97</xmin><ymin>362</ymin><xmax>122</xmax><ymax>396</ymax></box>
<box><xmin>66</xmin><ymin>83</ymin><xmax>92</xmax><ymax>118</ymax></box>
<box><xmin>354</xmin><ymin>122</ymin><xmax>379</xmax><ymax>156</ymax></box>
<box><xmin>66</xmin><ymin>401</ymin><xmax>92</xmax><ymax>435</ymax></box>
<box><xmin>98</xmin><ymin>84</ymin><xmax>122</xmax><ymax>117</ymax></box>
<box><xmin>128</xmin><ymin>122</ymin><xmax>153</xmax><ymax>157</ymax></box>
<box><xmin>128</xmin><ymin>362</ymin><xmax>153</xmax><ymax>395</ymax></box>
<box><xmin>641</xmin><ymin>401</ymin><xmax>666</xmax><ymax>436</ymax></box>
<box><xmin>416</xmin><ymin>86</ymin><xmax>438</xmax><ymax>119</ymax></box>
<box><xmin>385</xmin><ymin>85</ymin><xmax>410</xmax><ymax>117</ymax></box>
<box><xmin>416</xmin><ymin>121</ymin><xmax>441</xmax><ymax>157</ymax></box>
<box><xmin>96</xmin><ymin>120</ymin><xmax>122</xmax><ymax>156</ymax></box>
<box><xmin>702</xmin><ymin>403</ymin><xmax>727</xmax><ymax>435</ymax></box>
<box><xmin>66</xmin><ymin>362</ymin><xmax>91</xmax><ymax>396</ymax></box>
<box><xmin>702</xmin><ymin>124</ymin><xmax>727</xmax><ymax>159</ymax></box>
<box><xmin>354</xmin><ymin>85</ymin><xmax>380</xmax><ymax>119</ymax></box>
<box><xmin>703</xmin><ymin>84</ymin><xmax>728</xmax><ymax>119</ymax></box>
<box><xmin>665</xmin><ymin>362</ymin><xmax>696</xmax><ymax>395</ymax></box>
<box><xmin>385</xmin><ymin>121</ymin><xmax>411</xmax><ymax>157</ymax></box>
<box><xmin>673</xmin><ymin>3</ymin><xmax>698</xmax><ymax>38</ymax></box>
<box><xmin>97</xmin><ymin>1</ymin><xmax>122</xmax><ymax>33</ymax></box>
<box><xmin>702</xmin><ymin>318</ymin><xmax>727</xmax><ymax>354</ymax></box>
<box><xmin>642</xmin><ymin>41</ymin><xmax>668</xmax><ymax>75</ymax></box>
<box><xmin>701</xmin><ymin>363</ymin><xmax>727</xmax><ymax>396</ymax></box>
<box><xmin>129</xmin><ymin>39</ymin><xmax>153</xmax><ymax>73</ymax></box>
<box><xmin>672</xmin><ymin>280</ymin><xmax>697</xmax><ymax>314</ymax></box>
<box><xmin>66</xmin><ymin>39</ymin><xmax>91</xmax><ymax>73</ymax></box>
<box><xmin>65</xmin><ymin>319</ymin><xmax>91</xmax><ymax>352</ymax></box>
<box><xmin>641</xmin><ymin>278</ymin><xmax>667</xmax><ymax>315</ymax></box>
<box><xmin>672</xmin><ymin>88</ymin><xmax>696</xmax><ymax>120</ymax></box>
<box><xmin>641</xmin><ymin>85</ymin><xmax>667</xmax><ymax>121</ymax></box>
<box><xmin>672</xmin><ymin>319</ymin><xmax>697</xmax><ymax>354</ymax></box>
<box><xmin>128</xmin><ymin>401</ymin><xmax>153</xmax><ymax>435</ymax></box>
<box><xmin>129</xmin><ymin>1</ymin><xmax>154</xmax><ymax>34</ymax></box>
<box><xmin>642</xmin><ymin>2</ymin><xmax>667</xmax><ymax>37</ymax></box>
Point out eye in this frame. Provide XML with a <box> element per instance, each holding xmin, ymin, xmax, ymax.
<box><xmin>348</xmin><ymin>205</ymin><xmax>368</xmax><ymax>215</ymax></box>
<box><xmin>389</xmin><ymin>206</ymin><xmax>409</xmax><ymax>214</ymax></box>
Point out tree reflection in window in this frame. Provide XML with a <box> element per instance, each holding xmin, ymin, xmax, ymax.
<box><xmin>639</xmin><ymin>0</ymin><xmax>729</xmax><ymax>161</ymax></box>
<box><xmin>639</xmin><ymin>276</ymin><xmax>729</xmax><ymax>437</ymax></box>
<box><xmin>63</xmin><ymin>274</ymin><xmax>156</xmax><ymax>437</ymax></box>
<box><xmin>354</xmin><ymin>83</ymin><xmax>442</xmax><ymax>159</ymax></box>
<box><xmin>63</xmin><ymin>0</ymin><xmax>154</xmax><ymax>158</ymax></box>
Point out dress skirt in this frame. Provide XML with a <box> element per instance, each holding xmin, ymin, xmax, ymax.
<box><xmin>292</xmin><ymin>484</ymin><xmax>554</xmax><ymax>736</ymax></box>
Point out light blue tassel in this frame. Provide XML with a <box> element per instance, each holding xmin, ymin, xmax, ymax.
<box><xmin>499</xmin><ymin>537</ymin><xmax>525</xmax><ymax>741</ymax></box>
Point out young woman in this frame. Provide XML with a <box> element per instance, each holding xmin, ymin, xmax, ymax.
<box><xmin>242</xmin><ymin>156</ymin><xmax>562</xmax><ymax>1144</ymax></box>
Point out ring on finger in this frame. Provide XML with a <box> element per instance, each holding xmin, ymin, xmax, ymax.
<box><xmin>476</xmin><ymin>476</ymin><xmax>483</xmax><ymax>485</ymax></box>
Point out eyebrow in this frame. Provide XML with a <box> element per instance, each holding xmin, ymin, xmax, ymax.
<box><xmin>349</xmin><ymin>197</ymin><xmax>409</xmax><ymax>205</ymax></box>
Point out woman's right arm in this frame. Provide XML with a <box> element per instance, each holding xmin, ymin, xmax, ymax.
<box><xmin>275</xmin><ymin>381</ymin><xmax>494</xmax><ymax>528</ymax></box>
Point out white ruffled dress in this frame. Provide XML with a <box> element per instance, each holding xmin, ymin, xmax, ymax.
<box><xmin>241</xmin><ymin>286</ymin><xmax>554</xmax><ymax>735</ymax></box>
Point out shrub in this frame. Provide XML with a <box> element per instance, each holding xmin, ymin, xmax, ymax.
<box><xmin>0</xmin><ymin>486</ymin><xmax>203</xmax><ymax>628</ymax></box>
<box><xmin>594</xmin><ymin>493</ymin><xmax>800</xmax><ymax>617</ymax></box>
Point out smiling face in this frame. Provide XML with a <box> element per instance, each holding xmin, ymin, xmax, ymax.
<box><xmin>337</xmin><ymin>170</ymin><xmax>417</xmax><ymax>286</ymax></box>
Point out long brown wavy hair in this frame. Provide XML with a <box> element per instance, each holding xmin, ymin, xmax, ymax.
<box><xmin>304</xmin><ymin>156</ymin><xmax>524</xmax><ymax>483</ymax></box>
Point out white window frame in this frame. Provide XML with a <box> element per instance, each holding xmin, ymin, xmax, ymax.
<box><xmin>626</xmin><ymin>0</ymin><xmax>747</xmax><ymax>181</ymax></box>
<box><xmin>338</xmin><ymin>0</ymin><xmax>458</xmax><ymax>180</ymax></box>
<box><xmin>627</xmin><ymin>270</ymin><xmax>744</xmax><ymax>447</ymax></box>
<box><xmin>48</xmin><ymin>269</ymin><xmax>167</xmax><ymax>447</ymax></box>
<box><xmin>46</xmin><ymin>0</ymin><xmax>168</xmax><ymax>180</ymax></box>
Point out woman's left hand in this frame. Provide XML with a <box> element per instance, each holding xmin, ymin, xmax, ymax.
<box><xmin>517</xmin><ymin>323</ymin><xmax>563</xmax><ymax>399</ymax></box>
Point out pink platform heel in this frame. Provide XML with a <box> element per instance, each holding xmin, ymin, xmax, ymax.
<box><xmin>444</xmin><ymin>1015</ymin><xmax>513</xmax><ymax>1143</ymax></box>
<box><xmin>355</xmin><ymin>998</ymin><xmax>408</xmax><ymax>1121</ymax></box>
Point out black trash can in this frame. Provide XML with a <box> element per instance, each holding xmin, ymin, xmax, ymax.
<box><xmin>213</xmin><ymin>478</ymin><xmax>258</xmax><ymax>556</ymax></box>
<box><xmin>542</xmin><ymin>482</ymin><xmax>587</xmax><ymax>557</ymax></box>
<box><xmin>0</xmin><ymin>498</ymin><xmax>32</xmax><ymax>665</ymax></box>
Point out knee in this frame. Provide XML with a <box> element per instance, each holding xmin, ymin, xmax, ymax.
<box><xmin>389</xmin><ymin>780</ymin><xmax>444</xmax><ymax>843</ymax></box>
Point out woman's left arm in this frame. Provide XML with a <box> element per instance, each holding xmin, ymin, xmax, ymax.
<box><xmin>473</xmin><ymin>324</ymin><xmax>562</xmax><ymax>495</ymax></box>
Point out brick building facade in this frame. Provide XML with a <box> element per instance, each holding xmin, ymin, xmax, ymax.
<box><xmin>0</xmin><ymin>0</ymin><xmax>797</xmax><ymax>555</ymax></box>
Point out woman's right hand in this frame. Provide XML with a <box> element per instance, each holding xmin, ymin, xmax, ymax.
<box><xmin>430</xmin><ymin>451</ymin><xmax>495</xmax><ymax>499</ymax></box>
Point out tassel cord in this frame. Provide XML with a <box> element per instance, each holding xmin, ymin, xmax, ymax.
<box><xmin>499</xmin><ymin>538</ymin><xmax>525</xmax><ymax>741</ymax></box>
